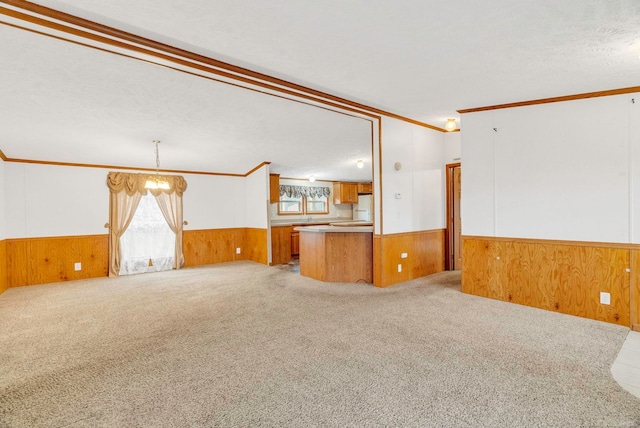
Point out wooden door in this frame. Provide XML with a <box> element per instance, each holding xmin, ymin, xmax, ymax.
<box><xmin>446</xmin><ymin>163</ymin><xmax>462</xmax><ymax>271</ymax></box>
<box><xmin>452</xmin><ymin>166</ymin><xmax>462</xmax><ymax>269</ymax></box>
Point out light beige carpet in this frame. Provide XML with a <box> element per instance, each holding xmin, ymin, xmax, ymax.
<box><xmin>0</xmin><ymin>262</ymin><xmax>638</xmax><ymax>427</ymax></box>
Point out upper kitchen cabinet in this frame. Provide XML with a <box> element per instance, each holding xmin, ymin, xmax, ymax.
<box><xmin>333</xmin><ymin>182</ymin><xmax>358</xmax><ymax>204</ymax></box>
<box><xmin>269</xmin><ymin>174</ymin><xmax>280</xmax><ymax>203</ymax></box>
<box><xmin>357</xmin><ymin>182</ymin><xmax>372</xmax><ymax>194</ymax></box>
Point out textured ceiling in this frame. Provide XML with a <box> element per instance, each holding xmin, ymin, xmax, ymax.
<box><xmin>1</xmin><ymin>0</ymin><xmax>640</xmax><ymax>178</ymax></box>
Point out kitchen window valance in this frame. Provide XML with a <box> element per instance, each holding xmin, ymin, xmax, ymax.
<box><xmin>280</xmin><ymin>185</ymin><xmax>330</xmax><ymax>198</ymax></box>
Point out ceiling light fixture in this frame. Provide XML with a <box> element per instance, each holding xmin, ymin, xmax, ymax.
<box><xmin>144</xmin><ymin>140</ymin><xmax>170</xmax><ymax>190</ymax></box>
<box><xmin>309</xmin><ymin>175</ymin><xmax>316</xmax><ymax>182</ymax></box>
<box><xmin>356</xmin><ymin>160</ymin><xmax>364</xmax><ymax>169</ymax></box>
<box><xmin>445</xmin><ymin>118</ymin><xmax>457</xmax><ymax>132</ymax></box>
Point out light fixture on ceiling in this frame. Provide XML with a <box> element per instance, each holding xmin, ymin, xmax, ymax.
<box><xmin>144</xmin><ymin>140</ymin><xmax>170</xmax><ymax>190</ymax></box>
<box><xmin>356</xmin><ymin>160</ymin><xmax>364</xmax><ymax>169</ymax></box>
<box><xmin>309</xmin><ymin>175</ymin><xmax>316</xmax><ymax>182</ymax></box>
<box><xmin>445</xmin><ymin>118</ymin><xmax>457</xmax><ymax>132</ymax></box>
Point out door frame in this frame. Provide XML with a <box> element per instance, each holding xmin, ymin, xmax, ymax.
<box><xmin>445</xmin><ymin>162</ymin><xmax>461</xmax><ymax>271</ymax></box>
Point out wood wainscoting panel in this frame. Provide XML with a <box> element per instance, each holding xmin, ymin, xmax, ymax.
<box><xmin>462</xmin><ymin>237</ymin><xmax>631</xmax><ymax>327</ymax></box>
<box><xmin>183</xmin><ymin>228</ymin><xmax>244</xmax><ymax>267</ymax></box>
<box><xmin>632</xmin><ymin>250</ymin><xmax>640</xmax><ymax>332</ymax></box>
<box><xmin>270</xmin><ymin>225</ymin><xmax>293</xmax><ymax>265</ymax></box>
<box><xmin>378</xmin><ymin>229</ymin><xmax>445</xmax><ymax>287</ymax></box>
<box><xmin>373</xmin><ymin>235</ymin><xmax>382</xmax><ymax>287</ymax></box>
<box><xmin>245</xmin><ymin>228</ymin><xmax>268</xmax><ymax>265</ymax></box>
<box><xmin>7</xmin><ymin>235</ymin><xmax>108</xmax><ymax>287</ymax></box>
<box><xmin>0</xmin><ymin>240</ymin><xmax>7</xmax><ymax>294</ymax></box>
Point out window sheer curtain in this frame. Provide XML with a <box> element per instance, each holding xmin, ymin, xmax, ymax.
<box><xmin>119</xmin><ymin>193</ymin><xmax>175</xmax><ymax>275</ymax></box>
<box><xmin>107</xmin><ymin>172</ymin><xmax>188</xmax><ymax>277</ymax></box>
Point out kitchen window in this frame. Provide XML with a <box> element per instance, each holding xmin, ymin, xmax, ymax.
<box><xmin>305</xmin><ymin>195</ymin><xmax>329</xmax><ymax>214</ymax></box>
<box><xmin>278</xmin><ymin>195</ymin><xmax>303</xmax><ymax>214</ymax></box>
<box><xmin>278</xmin><ymin>184</ymin><xmax>330</xmax><ymax>215</ymax></box>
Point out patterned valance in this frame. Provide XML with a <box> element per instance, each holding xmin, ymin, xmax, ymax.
<box><xmin>106</xmin><ymin>172</ymin><xmax>188</xmax><ymax>197</ymax></box>
<box><xmin>280</xmin><ymin>185</ymin><xmax>331</xmax><ymax>198</ymax></box>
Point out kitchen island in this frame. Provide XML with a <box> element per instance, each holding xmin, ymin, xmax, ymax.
<box><xmin>294</xmin><ymin>225</ymin><xmax>373</xmax><ymax>283</ymax></box>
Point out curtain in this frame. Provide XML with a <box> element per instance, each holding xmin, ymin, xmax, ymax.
<box><xmin>154</xmin><ymin>191</ymin><xmax>184</xmax><ymax>269</ymax></box>
<box><xmin>108</xmin><ymin>188</ymin><xmax>143</xmax><ymax>277</ymax></box>
<box><xmin>119</xmin><ymin>193</ymin><xmax>175</xmax><ymax>275</ymax></box>
<box><xmin>279</xmin><ymin>185</ymin><xmax>330</xmax><ymax>198</ymax></box>
<box><xmin>107</xmin><ymin>172</ymin><xmax>187</xmax><ymax>277</ymax></box>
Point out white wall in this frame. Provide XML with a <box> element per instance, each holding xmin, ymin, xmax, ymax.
<box><xmin>244</xmin><ymin>164</ymin><xmax>269</xmax><ymax>229</ymax></box>
<box><xmin>444</xmin><ymin>131</ymin><xmax>461</xmax><ymax>164</ymax></box>
<box><xmin>381</xmin><ymin>117</ymin><xmax>445</xmax><ymax>234</ymax></box>
<box><xmin>5</xmin><ymin>163</ymin><xmax>109</xmax><ymax>238</ymax></box>
<box><xmin>4</xmin><ymin>162</ymin><xmax>258</xmax><ymax>238</ymax></box>
<box><xmin>269</xmin><ymin>178</ymin><xmax>352</xmax><ymax>221</ymax></box>
<box><xmin>182</xmin><ymin>173</ymin><xmax>246</xmax><ymax>230</ymax></box>
<box><xmin>462</xmin><ymin>93</ymin><xmax>639</xmax><ymax>243</ymax></box>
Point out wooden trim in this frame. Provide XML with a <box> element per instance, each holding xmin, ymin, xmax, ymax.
<box><xmin>1</xmin><ymin>156</ymin><xmax>247</xmax><ymax>177</ymax></box>
<box><xmin>462</xmin><ymin>235</ymin><xmax>640</xmax><ymax>250</ymax></box>
<box><xmin>0</xmin><ymin>1</ymin><xmax>446</xmax><ymax>132</ymax></box>
<box><xmin>458</xmin><ymin>86</ymin><xmax>640</xmax><ymax>114</ymax></box>
<box><xmin>382</xmin><ymin>228</ymin><xmax>445</xmax><ymax>238</ymax></box>
<box><xmin>5</xmin><ymin>234</ymin><xmax>108</xmax><ymax>243</ymax></box>
<box><xmin>280</xmin><ymin>177</ymin><xmax>341</xmax><ymax>183</ymax></box>
<box><xmin>633</xmin><ymin>324</ymin><xmax>640</xmax><ymax>332</ymax></box>
<box><xmin>244</xmin><ymin>161</ymin><xmax>270</xmax><ymax>176</ymax></box>
<box><xmin>0</xmin><ymin>149</ymin><xmax>6</xmax><ymax>161</ymax></box>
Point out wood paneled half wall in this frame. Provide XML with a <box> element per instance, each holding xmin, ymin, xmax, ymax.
<box><xmin>0</xmin><ymin>240</ymin><xmax>8</xmax><ymax>294</ymax></box>
<box><xmin>1</xmin><ymin>228</ymin><xmax>269</xmax><ymax>291</ymax></box>
<box><xmin>6</xmin><ymin>235</ymin><xmax>109</xmax><ymax>287</ymax></box>
<box><xmin>462</xmin><ymin>236</ymin><xmax>639</xmax><ymax>328</ymax></box>
<box><xmin>376</xmin><ymin>229</ymin><xmax>445</xmax><ymax>287</ymax></box>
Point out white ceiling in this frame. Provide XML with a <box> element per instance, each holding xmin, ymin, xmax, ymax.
<box><xmin>1</xmin><ymin>0</ymin><xmax>640</xmax><ymax>179</ymax></box>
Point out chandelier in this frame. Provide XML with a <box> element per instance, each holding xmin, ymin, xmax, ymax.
<box><xmin>144</xmin><ymin>140</ymin><xmax>170</xmax><ymax>190</ymax></box>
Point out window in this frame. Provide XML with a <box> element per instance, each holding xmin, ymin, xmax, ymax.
<box><xmin>305</xmin><ymin>195</ymin><xmax>329</xmax><ymax>214</ymax></box>
<box><xmin>278</xmin><ymin>195</ymin><xmax>329</xmax><ymax>215</ymax></box>
<box><xmin>277</xmin><ymin>184</ymin><xmax>330</xmax><ymax>215</ymax></box>
<box><xmin>278</xmin><ymin>194</ymin><xmax>303</xmax><ymax>214</ymax></box>
<box><xmin>119</xmin><ymin>193</ymin><xmax>175</xmax><ymax>275</ymax></box>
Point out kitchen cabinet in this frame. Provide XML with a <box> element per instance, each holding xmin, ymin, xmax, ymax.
<box><xmin>290</xmin><ymin>231</ymin><xmax>299</xmax><ymax>258</ymax></box>
<box><xmin>333</xmin><ymin>182</ymin><xmax>358</xmax><ymax>204</ymax></box>
<box><xmin>269</xmin><ymin>174</ymin><xmax>280</xmax><ymax>203</ymax></box>
<box><xmin>357</xmin><ymin>182</ymin><xmax>372</xmax><ymax>194</ymax></box>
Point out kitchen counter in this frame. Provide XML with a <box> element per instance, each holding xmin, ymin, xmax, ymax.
<box><xmin>270</xmin><ymin>218</ymin><xmax>357</xmax><ymax>227</ymax></box>
<box><xmin>294</xmin><ymin>225</ymin><xmax>373</xmax><ymax>233</ymax></box>
<box><xmin>296</xmin><ymin>225</ymin><xmax>373</xmax><ymax>283</ymax></box>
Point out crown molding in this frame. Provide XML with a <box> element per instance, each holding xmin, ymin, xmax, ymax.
<box><xmin>458</xmin><ymin>86</ymin><xmax>640</xmax><ymax>114</ymax></box>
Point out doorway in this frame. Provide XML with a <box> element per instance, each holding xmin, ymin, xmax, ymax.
<box><xmin>445</xmin><ymin>163</ymin><xmax>462</xmax><ymax>270</ymax></box>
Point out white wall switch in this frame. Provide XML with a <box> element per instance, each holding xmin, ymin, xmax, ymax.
<box><xmin>397</xmin><ymin>264</ymin><xmax>402</xmax><ymax>272</ymax></box>
<box><xmin>395</xmin><ymin>192</ymin><xmax>402</xmax><ymax>199</ymax></box>
<box><xmin>74</xmin><ymin>262</ymin><xmax>82</xmax><ymax>271</ymax></box>
<box><xmin>600</xmin><ymin>292</ymin><xmax>610</xmax><ymax>305</ymax></box>
<box><xmin>401</xmin><ymin>253</ymin><xmax>408</xmax><ymax>259</ymax></box>
<box><xmin>236</xmin><ymin>248</ymin><xmax>241</xmax><ymax>254</ymax></box>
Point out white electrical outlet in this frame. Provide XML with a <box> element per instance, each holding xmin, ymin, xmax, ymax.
<box><xmin>401</xmin><ymin>253</ymin><xmax>408</xmax><ymax>259</ymax></box>
<box><xmin>236</xmin><ymin>248</ymin><xmax>241</xmax><ymax>254</ymax></box>
<box><xmin>74</xmin><ymin>262</ymin><xmax>82</xmax><ymax>271</ymax></box>
<box><xmin>600</xmin><ymin>292</ymin><xmax>610</xmax><ymax>305</ymax></box>
<box><xmin>397</xmin><ymin>264</ymin><xmax>402</xmax><ymax>272</ymax></box>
